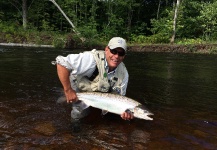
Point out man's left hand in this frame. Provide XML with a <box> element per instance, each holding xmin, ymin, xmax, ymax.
<box><xmin>121</xmin><ymin>111</ymin><xmax>134</xmax><ymax>120</ymax></box>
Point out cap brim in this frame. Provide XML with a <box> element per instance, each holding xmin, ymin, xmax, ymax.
<box><xmin>109</xmin><ymin>45</ymin><xmax>126</xmax><ymax>51</ymax></box>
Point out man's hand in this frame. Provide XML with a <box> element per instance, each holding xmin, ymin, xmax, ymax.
<box><xmin>64</xmin><ymin>88</ymin><xmax>78</xmax><ymax>103</ymax></box>
<box><xmin>57</xmin><ymin>64</ymin><xmax>78</xmax><ymax>103</ymax></box>
<box><xmin>121</xmin><ymin>110</ymin><xmax>134</xmax><ymax>120</ymax></box>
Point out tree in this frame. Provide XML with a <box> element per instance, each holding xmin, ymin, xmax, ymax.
<box><xmin>199</xmin><ymin>1</ymin><xmax>217</xmax><ymax>40</ymax></box>
<box><xmin>7</xmin><ymin>0</ymin><xmax>35</xmax><ymax>30</ymax></box>
<box><xmin>170</xmin><ymin>0</ymin><xmax>181</xmax><ymax>44</ymax></box>
<box><xmin>22</xmin><ymin>0</ymin><xmax>27</xmax><ymax>30</ymax></box>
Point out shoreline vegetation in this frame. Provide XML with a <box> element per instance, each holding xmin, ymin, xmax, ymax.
<box><xmin>0</xmin><ymin>31</ymin><xmax>217</xmax><ymax>54</ymax></box>
<box><xmin>1</xmin><ymin>42</ymin><xmax>217</xmax><ymax>54</ymax></box>
<box><xmin>1</xmin><ymin>0</ymin><xmax>217</xmax><ymax>54</ymax></box>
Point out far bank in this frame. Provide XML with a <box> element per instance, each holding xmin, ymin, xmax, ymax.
<box><xmin>1</xmin><ymin>42</ymin><xmax>217</xmax><ymax>54</ymax></box>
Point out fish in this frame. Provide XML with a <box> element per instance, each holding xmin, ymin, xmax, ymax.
<box><xmin>57</xmin><ymin>92</ymin><xmax>153</xmax><ymax>120</ymax></box>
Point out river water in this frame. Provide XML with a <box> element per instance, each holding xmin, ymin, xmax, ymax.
<box><xmin>0</xmin><ymin>46</ymin><xmax>217</xmax><ymax>149</ymax></box>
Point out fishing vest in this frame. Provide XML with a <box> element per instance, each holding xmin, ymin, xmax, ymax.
<box><xmin>75</xmin><ymin>49</ymin><xmax>127</xmax><ymax>93</ymax></box>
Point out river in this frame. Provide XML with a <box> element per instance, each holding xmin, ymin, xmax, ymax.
<box><xmin>0</xmin><ymin>46</ymin><xmax>217</xmax><ymax>149</ymax></box>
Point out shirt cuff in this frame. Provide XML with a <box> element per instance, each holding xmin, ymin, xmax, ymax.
<box><xmin>55</xmin><ymin>55</ymin><xmax>72</xmax><ymax>71</ymax></box>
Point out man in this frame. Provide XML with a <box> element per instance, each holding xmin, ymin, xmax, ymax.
<box><xmin>55</xmin><ymin>37</ymin><xmax>133</xmax><ymax>130</ymax></box>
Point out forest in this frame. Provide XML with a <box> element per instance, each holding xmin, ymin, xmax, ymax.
<box><xmin>0</xmin><ymin>0</ymin><xmax>217</xmax><ymax>48</ymax></box>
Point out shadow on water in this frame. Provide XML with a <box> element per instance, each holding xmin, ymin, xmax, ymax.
<box><xmin>0</xmin><ymin>46</ymin><xmax>217</xmax><ymax>149</ymax></box>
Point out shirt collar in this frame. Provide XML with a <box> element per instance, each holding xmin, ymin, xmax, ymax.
<box><xmin>105</xmin><ymin>59</ymin><xmax>116</xmax><ymax>74</ymax></box>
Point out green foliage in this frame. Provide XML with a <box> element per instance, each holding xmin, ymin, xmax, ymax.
<box><xmin>52</xmin><ymin>37</ymin><xmax>66</xmax><ymax>48</ymax></box>
<box><xmin>101</xmin><ymin>19</ymin><xmax>125</xmax><ymax>39</ymax></box>
<box><xmin>77</xmin><ymin>21</ymin><xmax>99</xmax><ymax>47</ymax></box>
<box><xmin>176</xmin><ymin>38</ymin><xmax>204</xmax><ymax>45</ymax></box>
<box><xmin>130</xmin><ymin>33</ymin><xmax>170</xmax><ymax>44</ymax></box>
<box><xmin>41</xmin><ymin>19</ymin><xmax>54</xmax><ymax>31</ymax></box>
<box><xmin>0</xmin><ymin>21</ymin><xmax>59</xmax><ymax>45</ymax></box>
<box><xmin>131</xmin><ymin>22</ymin><xmax>148</xmax><ymax>36</ymax></box>
<box><xmin>5</xmin><ymin>34</ymin><xmax>13</xmax><ymax>43</ymax></box>
<box><xmin>146</xmin><ymin>14</ymin><xmax>173</xmax><ymax>43</ymax></box>
<box><xmin>1</xmin><ymin>0</ymin><xmax>217</xmax><ymax>46</ymax></box>
<box><xmin>0</xmin><ymin>12</ymin><xmax>3</xmax><ymax>20</ymax></box>
<box><xmin>151</xmin><ymin>18</ymin><xmax>172</xmax><ymax>34</ymax></box>
<box><xmin>0</xmin><ymin>22</ymin><xmax>18</xmax><ymax>34</ymax></box>
<box><xmin>130</xmin><ymin>34</ymin><xmax>147</xmax><ymax>44</ymax></box>
<box><xmin>199</xmin><ymin>1</ymin><xmax>217</xmax><ymax>40</ymax></box>
<box><xmin>177</xmin><ymin>1</ymin><xmax>204</xmax><ymax>38</ymax></box>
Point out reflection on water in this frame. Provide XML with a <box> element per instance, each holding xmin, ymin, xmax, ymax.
<box><xmin>0</xmin><ymin>46</ymin><xmax>217</xmax><ymax>149</ymax></box>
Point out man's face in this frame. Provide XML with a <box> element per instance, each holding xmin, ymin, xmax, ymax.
<box><xmin>105</xmin><ymin>46</ymin><xmax>125</xmax><ymax>71</ymax></box>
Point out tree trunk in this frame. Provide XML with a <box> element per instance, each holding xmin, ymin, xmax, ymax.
<box><xmin>127</xmin><ymin>1</ymin><xmax>133</xmax><ymax>36</ymax></box>
<box><xmin>157</xmin><ymin>0</ymin><xmax>161</xmax><ymax>20</ymax></box>
<box><xmin>22</xmin><ymin>0</ymin><xmax>27</xmax><ymax>30</ymax></box>
<box><xmin>8</xmin><ymin>0</ymin><xmax>28</xmax><ymax>30</ymax></box>
<box><xmin>170</xmin><ymin>0</ymin><xmax>180</xmax><ymax>44</ymax></box>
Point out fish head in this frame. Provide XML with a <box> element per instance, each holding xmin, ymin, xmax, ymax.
<box><xmin>134</xmin><ymin>105</ymin><xmax>154</xmax><ymax>120</ymax></box>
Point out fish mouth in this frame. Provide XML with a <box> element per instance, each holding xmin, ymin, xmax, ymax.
<box><xmin>145</xmin><ymin>113</ymin><xmax>154</xmax><ymax>120</ymax></box>
<box><xmin>136</xmin><ymin>105</ymin><xmax>154</xmax><ymax>120</ymax></box>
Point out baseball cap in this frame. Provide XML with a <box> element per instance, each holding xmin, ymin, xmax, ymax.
<box><xmin>108</xmin><ymin>37</ymin><xmax>127</xmax><ymax>51</ymax></box>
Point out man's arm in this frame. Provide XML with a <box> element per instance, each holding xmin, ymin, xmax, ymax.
<box><xmin>57</xmin><ymin>64</ymin><xmax>77</xmax><ymax>103</ymax></box>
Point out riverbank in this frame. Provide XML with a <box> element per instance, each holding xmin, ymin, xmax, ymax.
<box><xmin>128</xmin><ymin>44</ymin><xmax>217</xmax><ymax>54</ymax></box>
<box><xmin>1</xmin><ymin>42</ymin><xmax>217</xmax><ymax>54</ymax></box>
<box><xmin>1</xmin><ymin>30</ymin><xmax>217</xmax><ymax>54</ymax></box>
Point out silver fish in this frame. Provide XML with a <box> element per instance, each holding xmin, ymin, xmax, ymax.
<box><xmin>75</xmin><ymin>92</ymin><xmax>153</xmax><ymax>120</ymax></box>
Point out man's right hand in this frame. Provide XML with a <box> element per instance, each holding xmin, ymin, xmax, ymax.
<box><xmin>57</xmin><ymin>64</ymin><xmax>78</xmax><ymax>103</ymax></box>
<box><xmin>64</xmin><ymin>88</ymin><xmax>78</xmax><ymax>103</ymax></box>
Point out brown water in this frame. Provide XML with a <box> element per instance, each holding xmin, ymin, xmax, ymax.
<box><xmin>0</xmin><ymin>46</ymin><xmax>217</xmax><ymax>150</ymax></box>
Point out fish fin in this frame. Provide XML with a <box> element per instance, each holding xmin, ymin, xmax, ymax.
<box><xmin>101</xmin><ymin>110</ymin><xmax>109</xmax><ymax>115</ymax></box>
